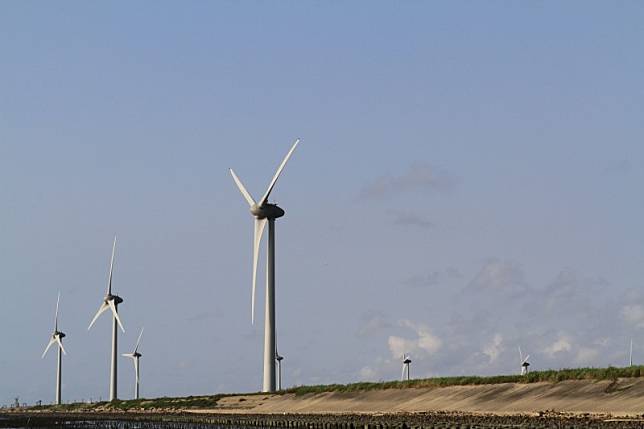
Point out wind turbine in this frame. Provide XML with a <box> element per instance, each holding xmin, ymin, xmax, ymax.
<box><xmin>88</xmin><ymin>236</ymin><xmax>125</xmax><ymax>401</ymax></box>
<box><xmin>275</xmin><ymin>334</ymin><xmax>284</xmax><ymax>391</ymax></box>
<box><xmin>401</xmin><ymin>354</ymin><xmax>411</xmax><ymax>381</ymax></box>
<box><xmin>42</xmin><ymin>292</ymin><xmax>67</xmax><ymax>405</ymax></box>
<box><xmin>518</xmin><ymin>346</ymin><xmax>530</xmax><ymax>375</ymax></box>
<box><xmin>230</xmin><ymin>139</ymin><xmax>300</xmax><ymax>392</ymax></box>
<box><xmin>122</xmin><ymin>327</ymin><xmax>144</xmax><ymax>399</ymax></box>
<box><xmin>629</xmin><ymin>338</ymin><xmax>633</xmax><ymax>367</ymax></box>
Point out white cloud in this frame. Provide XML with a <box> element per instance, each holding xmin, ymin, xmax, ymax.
<box><xmin>575</xmin><ymin>347</ymin><xmax>599</xmax><ymax>365</ymax></box>
<box><xmin>482</xmin><ymin>333</ymin><xmax>503</xmax><ymax>363</ymax></box>
<box><xmin>622</xmin><ymin>305</ymin><xmax>644</xmax><ymax>328</ymax></box>
<box><xmin>359</xmin><ymin>366</ymin><xmax>377</xmax><ymax>380</ymax></box>
<box><xmin>468</xmin><ymin>259</ymin><xmax>527</xmax><ymax>293</ymax></box>
<box><xmin>388</xmin><ymin>320</ymin><xmax>442</xmax><ymax>358</ymax></box>
<box><xmin>544</xmin><ymin>335</ymin><xmax>572</xmax><ymax>358</ymax></box>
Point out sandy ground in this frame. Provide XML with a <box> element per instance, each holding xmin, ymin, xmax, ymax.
<box><xmin>187</xmin><ymin>378</ymin><xmax>644</xmax><ymax>416</ymax></box>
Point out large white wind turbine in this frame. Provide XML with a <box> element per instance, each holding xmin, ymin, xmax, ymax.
<box><xmin>401</xmin><ymin>354</ymin><xmax>411</xmax><ymax>381</ymax></box>
<box><xmin>230</xmin><ymin>139</ymin><xmax>300</xmax><ymax>392</ymax></box>
<box><xmin>518</xmin><ymin>346</ymin><xmax>530</xmax><ymax>375</ymax></box>
<box><xmin>629</xmin><ymin>338</ymin><xmax>634</xmax><ymax>367</ymax></box>
<box><xmin>88</xmin><ymin>236</ymin><xmax>125</xmax><ymax>401</ymax></box>
<box><xmin>122</xmin><ymin>327</ymin><xmax>144</xmax><ymax>399</ymax></box>
<box><xmin>42</xmin><ymin>292</ymin><xmax>67</xmax><ymax>405</ymax></box>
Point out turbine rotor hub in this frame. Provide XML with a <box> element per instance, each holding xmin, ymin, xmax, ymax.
<box><xmin>251</xmin><ymin>203</ymin><xmax>285</xmax><ymax>219</ymax></box>
<box><xmin>106</xmin><ymin>294</ymin><xmax>124</xmax><ymax>305</ymax></box>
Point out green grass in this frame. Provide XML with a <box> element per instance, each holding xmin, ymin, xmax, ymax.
<box><xmin>283</xmin><ymin>365</ymin><xmax>644</xmax><ymax>395</ymax></box>
<box><xmin>23</xmin><ymin>365</ymin><xmax>644</xmax><ymax>410</ymax></box>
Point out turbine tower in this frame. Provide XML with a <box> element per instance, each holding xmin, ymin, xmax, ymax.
<box><xmin>401</xmin><ymin>354</ymin><xmax>411</xmax><ymax>381</ymax></box>
<box><xmin>230</xmin><ymin>139</ymin><xmax>300</xmax><ymax>392</ymax></box>
<box><xmin>275</xmin><ymin>337</ymin><xmax>284</xmax><ymax>391</ymax></box>
<box><xmin>88</xmin><ymin>236</ymin><xmax>125</xmax><ymax>401</ymax></box>
<box><xmin>42</xmin><ymin>292</ymin><xmax>67</xmax><ymax>405</ymax></box>
<box><xmin>629</xmin><ymin>338</ymin><xmax>633</xmax><ymax>367</ymax></box>
<box><xmin>122</xmin><ymin>327</ymin><xmax>144</xmax><ymax>399</ymax></box>
<box><xmin>518</xmin><ymin>346</ymin><xmax>530</xmax><ymax>375</ymax></box>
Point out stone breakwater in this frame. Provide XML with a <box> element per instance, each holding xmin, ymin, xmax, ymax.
<box><xmin>2</xmin><ymin>412</ymin><xmax>644</xmax><ymax>429</ymax></box>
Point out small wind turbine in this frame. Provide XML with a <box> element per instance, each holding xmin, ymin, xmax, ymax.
<box><xmin>401</xmin><ymin>354</ymin><xmax>411</xmax><ymax>381</ymax></box>
<box><xmin>275</xmin><ymin>351</ymin><xmax>284</xmax><ymax>391</ymax></box>
<box><xmin>518</xmin><ymin>346</ymin><xmax>530</xmax><ymax>375</ymax></box>
<box><xmin>230</xmin><ymin>139</ymin><xmax>300</xmax><ymax>392</ymax></box>
<box><xmin>122</xmin><ymin>327</ymin><xmax>144</xmax><ymax>399</ymax></box>
<box><xmin>88</xmin><ymin>236</ymin><xmax>125</xmax><ymax>401</ymax></box>
<box><xmin>42</xmin><ymin>292</ymin><xmax>67</xmax><ymax>405</ymax></box>
<box><xmin>629</xmin><ymin>338</ymin><xmax>633</xmax><ymax>367</ymax></box>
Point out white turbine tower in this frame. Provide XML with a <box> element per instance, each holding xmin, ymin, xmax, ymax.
<box><xmin>88</xmin><ymin>236</ymin><xmax>125</xmax><ymax>401</ymax></box>
<box><xmin>122</xmin><ymin>327</ymin><xmax>144</xmax><ymax>399</ymax></box>
<box><xmin>629</xmin><ymin>338</ymin><xmax>633</xmax><ymax>367</ymax></box>
<box><xmin>230</xmin><ymin>139</ymin><xmax>300</xmax><ymax>392</ymax></box>
<box><xmin>42</xmin><ymin>292</ymin><xmax>67</xmax><ymax>405</ymax></box>
<box><xmin>518</xmin><ymin>346</ymin><xmax>530</xmax><ymax>375</ymax></box>
<box><xmin>401</xmin><ymin>354</ymin><xmax>411</xmax><ymax>381</ymax></box>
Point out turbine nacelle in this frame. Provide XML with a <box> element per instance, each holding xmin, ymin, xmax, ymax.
<box><xmin>105</xmin><ymin>294</ymin><xmax>124</xmax><ymax>305</ymax></box>
<box><xmin>251</xmin><ymin>203</ymin><xmax>285</xmax><ymax>220</ymax></box>
<box><xmin>53</xmin><ymin>331</ymin><xmax>66</xmax><ymax>340</ymax></box>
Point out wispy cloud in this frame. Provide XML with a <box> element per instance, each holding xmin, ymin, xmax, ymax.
<box><xmin>388</xmin><ymin>319</ymin><xmax>442</xmax><ymax>358</ymax></box>
<box><xmin>390</xmin><ymin>210</ymin><xmax>433</xmax><ymax>229</ymax></box>
<box><xmin>356</xmin><ymin>310</ymin><xmax>392</xmax><ymax>337</ymax></box>
<box><xmin>359</xmin><ymin>163</ymin><xmax>456</xmax><ymax>200</ymax></box>
<box><xmin>468</xmin><ymin>258</ymin><xmax>527</xmax><ymax>294</ymax></box>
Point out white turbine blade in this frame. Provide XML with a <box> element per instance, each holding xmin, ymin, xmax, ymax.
<box><xmin>107</xmin><ymin>236</ymin><xmax>117</xmax><ymax>295</ymax></box>
<box><xmin>251</xmin><ymin>217</ymin><xmax>268</xmax><ymax>324</ymax></box>
<box><xmin>135</xmin><ymin>358</ymin><xmax>140</xmax><ymax>384</ymax></box>
<box><xmin>56</xmin><ymin>336</ymin><xmax>67</xmax><ymax>355</ymax></box>
<box><xmin>401</xmin><ymin>364</ymin><xmax>406</xmax><ymax>380</ymax></box>
<box><xmin>230</xmin><ymin>169</ymin><xmax>256</xmax><ymax>207</ymax></box>
<box><xmin>54</xmin><ymin>292</ymin><xmax>60</xmax><ymax>331</ymax></box>
<box><xmin>258</xmin><ymin>139</ymin><xmax>300</xmax><ymax>206</ymax></box>
<box><xmin>108</xmin><ymin>300</ymin><xmax>125</xmax><ymax>333</ymax></box>
<box><xmin>518</xmin><ymin>346</ymin><xmax>523</xmax><ymax>362</ymax></box>
<box><xmin>134</xmin><ymin>327</ymin><xmax>144</xmax><ymax>353</ymax></box>
<box><xmin>42</xmin><ymin>338</ymin><xmax>56</xmax><ymax>359</ymax></box>
<box><xmin>523</xmin><ymin>354</ymin><xmax>530</xmax><ymax>364</ymax></box>
<box><xmin>88</xmin><ymin>302</ymin><xmax>110</xmax><ymax>330</ymax></box>
<box><xmin>122</xmin><ymin>353</ymin><xmax>135</xmax><ymax>358</ymax></box>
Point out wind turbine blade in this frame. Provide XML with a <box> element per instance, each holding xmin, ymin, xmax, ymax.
<box><xmin>54</xmin><ymin>292</ymin><xmax>60</xmax><ymax>332</ymax></box>
<box><xmin>230</xmin><ymin>169</ymin><xmax>256</xmax><ymax>207</ymax></box>
<box><xmin>252</xmin><ymin>218</ymin><xmax>268</xmax><ymax>324</ymax></box>
<box><xmin>258</xmin><ymin>139</ymin><xmax>300</xmax><ymax>206</ymax></box>
<box><xmin>108</xmin><ymin>300</ymin><xmax>125</xmax><ymax>333</ymax></box>
<box><xmin>135</xmin><ymin>358</ymin><xmax>140</xmax><ymax>384</ymax></box>
<box><xmin>518</xmin><ymin>346</ymin><xmax>523</xmax><ymax>362</ymax></box>
<box><xmin>401</xmin><ymin>363</ymin><xmax>406</xmax><ymax>380</ymax></box>
<box><xmin>42</xmin><ymin>338</ymin><xmax>56</xmax><ymax>359</ymax></box>
<box><xmin>523</xmin><ymin>355</ymin><xmax>530</xmax><ymax>364</ymax></box>
<box><xmin>56</xmin><ymin>337</ymin><xmax>67</xmax><ymax>355</ymax></box>
<box><xmin>107</xmin><ymin>236</ymin><xmax>117</xmax><ymax>295</ymax></box>
<box><xmin>88</xmin><ymin>302</ymin><xmax>110</xmax><ymax>330</ymax></box>
<box><xmin>122</xmin><ymin>353</ymin><xmax>135</xmax><ymax>358</ymax></box>
<box><xmin>134</xmin><ymin>327</ymin><xmax>144</xmax><ymax>353</ymax></box>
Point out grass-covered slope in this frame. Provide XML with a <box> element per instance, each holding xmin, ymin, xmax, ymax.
<box><xmin>24</xmin><ymin>365</ymin><xmax>644</xmax><ymax>411</ymax></box>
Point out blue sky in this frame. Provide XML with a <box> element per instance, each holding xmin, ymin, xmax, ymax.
<box><xmin>1</xmin><ymin>1</ymin><xmax>643</xmax><ymax>405</ymax></box>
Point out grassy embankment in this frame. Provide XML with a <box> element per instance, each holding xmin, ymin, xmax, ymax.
<box><xmin>25</xmin><ymin>365</ymin><xmax>644</xmax><ymax>412</ymax></box>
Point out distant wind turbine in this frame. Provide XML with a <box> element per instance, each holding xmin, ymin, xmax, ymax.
<box><xmin>88</xmin><ymin>236</ymin><xmax>125</xmax><ymax>401</ymax></box>
<box><xmin>230</xmin><ymin>139</ymin><xmax>300</xmax><ymax>392</ymax></box>
<box><xmin>518</xmin><ymin>346</ymin><xmax>530</xmax><ymax>375</ymax></box>
<box><xmin>122</xmin><ymin>327</ymin><xmax>144</xmax><ymax>399</ymax></box>
<box><xmin>629</xmin><ymin>338</ymin><xmax>634</xmax><ymax>367</ymax></box>
<box><xmin>401</xmin><ymin>354</ymin><xmax>411</xmax><ymax>381</ymax></box>
<box><xmin>42</xmin><ymin>292</ymin><xmax>66</xmax><ymax>405</ymax></box>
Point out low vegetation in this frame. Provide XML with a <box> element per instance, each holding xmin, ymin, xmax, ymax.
<box><xmin>284</xmin><ymin>366</ymin><xmax>644</xmax><ymax>395</ymax></box>
<box><xmin>20</xmin><ymin>365</ymin><xmax>644</xmax><ymax>410</ymax></box>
